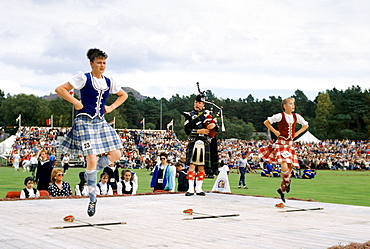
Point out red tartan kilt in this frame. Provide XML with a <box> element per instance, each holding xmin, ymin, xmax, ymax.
<box><xmin>258</xmin><ymin>139</ymin><xmax>299</xmax><ymax>167</ymax></box>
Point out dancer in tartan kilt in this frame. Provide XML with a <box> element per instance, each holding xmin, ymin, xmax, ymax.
<box><xmin>55</xmin><ymin>48</ymin><xmax>128</xmax><ymax>216</ymax></box>
<box><xmin>258</xmin><ymin>97</ymin><xmax>309</xmax><ymax>202</ymax></box>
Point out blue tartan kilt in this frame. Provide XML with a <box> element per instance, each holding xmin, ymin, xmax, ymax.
<box><xmin>61</xmin><ymin>115</ymin><xmax>123</xmax><ymax>156</ymax></box>
<box><xmin>185</xmin><ymin>140</ymin><xmax>211</xmax><ymax>168</ymax></box>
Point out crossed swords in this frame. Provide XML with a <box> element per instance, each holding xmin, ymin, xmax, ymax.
<box><xmin>52</xmin><ymin>215</ymin><xmax>126</xmax><ymax>230</ymax></box>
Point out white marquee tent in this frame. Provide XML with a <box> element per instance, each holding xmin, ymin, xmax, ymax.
<box><xmin>296</xmin><ymin>131</ymin><xmax>320</xmax><ymax>143</ymax></box>
<box><xmin>0</xmin><ymin>135</ymin><xmax>16</xmax><ymax>155</ymax></box>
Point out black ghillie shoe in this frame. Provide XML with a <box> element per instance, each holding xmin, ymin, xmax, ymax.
<box><xmin>196</xmin><ymin>192</ymin><xmax>206</xmax><ymax>196</ymax></box>
<box><xmin>87</xmin><ymin>200</ymin><xmax>97</xmax><ymax>217</ymax></box>
<box><xmin>277</xmin><ymin>188</ymin><xmax>285</xmax><ymax>203</ymax></box>
<box><xmin>185</xmin><ymin>192</ymin><xmax>194</xmax><ymax>196</ymax></box>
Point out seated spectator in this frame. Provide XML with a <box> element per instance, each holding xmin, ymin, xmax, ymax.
<box><xmin>260</xmin><ymin>169</ymin><xmax>271</xmax><ymax>177</ymax></box>
<box><xmin>261</xmin><ymin>162</ymin><xmax>273</xmax><ymax>177</ymax></box>
<box><xmin>75</xmin><ymin>172</ymin><xmax>89</xmax><ymax>196</ymax></box>
<box><xmin>117</xmin><ymin>170</ymin><xmax>137</xmax><ymax>195</ymax></box>
<box><xmin>96</xmin><ymin>172</ymin><xmax>114</xmax><ymax>196</ymax></box>
<box><xmin>20</xmin><ymin>177</ymin><xmax>40</xmax><ymax>199</ymax></box>
<box><xmin>35</xmin><ymin>150</ymin><xmax>53</xmax><ymax>191</ymax></box>
<box><xmin>48</xmin><ymin>168</ymin><xmax>72</xmax><ymax>197</ymax></box>
<box><xmin>271</xmin><ymin>167</ymin><xmax>281</xmax><ymax>177</ymax></box>
<box><xmin>150</xmin><ymin>152</ymin><xmax>176</xmax><ymax>192</ymax></box>
<box><xmin>302</xmin><ymin>167</ymin><xmax>316</xmax><ymax>179</ymax></box>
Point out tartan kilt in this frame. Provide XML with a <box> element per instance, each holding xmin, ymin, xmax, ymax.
<box><xmin>258</xmin><ymin>138</ymin><xmax>299</xmax><ymax>167</ymax></box>
<box><xmin>185</xmin><ymin>140</ymin><xmax>211</xmax><ymax>168</ymax></box>
<box><xmin>61</xmin><ymin>115</ymin><xmax>123</xmax><ymax>156</ymax></box>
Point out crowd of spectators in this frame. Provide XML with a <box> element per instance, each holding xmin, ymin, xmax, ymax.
<box><xmin>2</xmin><ymin>126</ymin><xmax>370</xmax><ymax>198</ymax></box>
<box><xmin>8</xmin><ymin>127</ymin><xmax>61</xmax><ymax>169</ymax></box>
<box><xmin>5</xmin><ymin>126</ymin><xmax>370</xmax><ymax>172</ymax></box>
<box><xmin>6</xmin><ymin>127</ymin><xmax>370</xmax><ymax>174</ymax></box>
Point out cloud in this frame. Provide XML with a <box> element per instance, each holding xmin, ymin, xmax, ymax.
<box><xmin>0</xmin><ymin>0</ymin><xmax>369</xmax><ymax>101</ymax></box>
<box><xmin>0</xmin><ymin>79</ymin><xmax>45</xmax><ymax>96</ymax></box>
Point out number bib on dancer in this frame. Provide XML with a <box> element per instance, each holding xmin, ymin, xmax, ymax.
<box><xmin>281</xmin><ymin>151</ymin><xmax>292</xmax><ymax>158</ymax></box>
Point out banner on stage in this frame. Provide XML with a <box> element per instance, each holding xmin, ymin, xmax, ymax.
<box><xmin>212</xmin><ymin>165</ymin><xmax>231</xmax><ymax>193</ymax></box>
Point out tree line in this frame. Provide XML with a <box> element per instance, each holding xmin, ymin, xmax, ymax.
<box><xmin>0</xmin><ymin>85</ymin><xmax>369</xmax><ymax>141</ymax></box>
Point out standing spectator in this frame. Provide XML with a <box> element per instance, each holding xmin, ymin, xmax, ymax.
<box><xmin>29</xmin><ymin>153</ymin><xmax>38</xmax><ymax>178</ymax></box>
<box><xmin>12</xmin><ymin>151</ymin><xmax>20</xmax><ymax>171</ymax></box>
<box><xmin>150</xmin><ymin>152</ymin><xmax>176</xmax><ymax>192</ymax></box>
<box><xmin>35</xmin><ymin>150</ymin><xmax>53</xmax><ymax>191</ymax></box>
<box><xmin>48</xmin><ymin>168</ymin><xmax>72</xmax><ymax>197</ymax></box>
<box><xmin>62</xmin><ymin>153</ymin><xmax>70</xmax><ymax>173</ymax></box>
<box><xmin>103</xmin><ymin>162</ymin><xmax>120</xmax><ymax>192</ymax></box>
<box><xmin>236</xmin><ymin>154</ymin><xmax>251</xmax><ymax>189</ymax></box>
<box><xmin>55</xmin><ymin>48</ymin><xmax>128</xmax><ymax>216</ymax></box>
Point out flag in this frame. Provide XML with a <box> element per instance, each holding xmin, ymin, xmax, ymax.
<box><xmin>46</xmin><ymin>119</ymin><xmax>51</xmax><ymax>126</ymax></box>
<box><xmin>166</xmin><ymin>119</ymin><xmax>173</xmax><ymax>130</ymax></box>
<box><xmin>212</xmin><ymin>165</ymin><xmax>231</xmax><ymax>193</ymax></box>
<box><xmin>139</xmin><ymin>118</ymin><xmax>145</xmax><ymax>129</ymax></box>
<box><xmin>15</xmin><ymin>114</ymin><xmax>21</xmax><ymax>122</ymax></box>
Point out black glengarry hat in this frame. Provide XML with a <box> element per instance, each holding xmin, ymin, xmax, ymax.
<box><xmin>195</xmin><ymin>94</ymin><xmax>205</xmax><ymax>102</ymax></box>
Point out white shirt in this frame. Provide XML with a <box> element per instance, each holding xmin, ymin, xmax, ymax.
<box><xmin>268</xmin><ymin>112</ymin><xmax>308</xmax><ymax>126</ymax></box>
<box><xmin>96</xmin><ymin>182</ymin><xmax>113</xmax><ymax>195</ymax></box>
<box><xmin>117</xmin><ymin>180</ymin><xmax>137</xmax><ymax>195</ymax></box>
<box><xmin>69</xmin><ymin>71</ymin><xmax>121</xmax><ymax>94</ymax></box>
<box><xmin>20</xmin><ymin>188</ymin><xmax>40</xmax><ymax>199</ymax></box>
<box><xmin>30</xmin><ymin>156</ymin><xmax>38</xmax><ymax>165</ymax></box>
<box><xmin>75</xmin><ymin>185</ymin><xmax>89</xmax><ymax>196</ymax></box>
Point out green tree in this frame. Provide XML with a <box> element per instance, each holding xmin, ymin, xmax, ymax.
<box><xmin>315</xmin><ymin>91</ymin><xmax>334</xmax><ymax>139</ymax></box>
<box><xmin>292</xmin><ymin>89</ymin><xmax>315</xmax><ymax>120</ymax></box>
<box><xmin>3</xmin><ymin>94</ymin><xmax>45</xmax><ymax>126</ymax></box>
<box><xmin>218</xmin><ymin>116</ymin><xmax>255</xmax><ymax>140</ymax></box>
<box><xmin>0</xmin><ymin>89</ymin><xmax>5</xmax><ymax>126</ymax></box>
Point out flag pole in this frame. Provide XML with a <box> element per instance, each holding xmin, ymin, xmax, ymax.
<box><xmin>16</xmin><ymin>114</ymin><xmax>22</xmax><ymax>128</ymax></box>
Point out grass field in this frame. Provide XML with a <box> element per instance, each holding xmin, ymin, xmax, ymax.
<box><xmin>1</xmin><ymin>166</ymin><xmax>370</xmax><ymax>207</ymax></box>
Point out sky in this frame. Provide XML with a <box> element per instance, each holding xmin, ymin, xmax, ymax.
<box><xmin>1</xmin><ymin>0</ymin><xmax>370</xmax><ymax>101</ymax></box>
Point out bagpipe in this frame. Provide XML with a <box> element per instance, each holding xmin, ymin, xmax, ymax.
<box><xmin>196</xmin><ymin>82</ymin><xmax>226</xmax><ymax>135</ymax></box>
